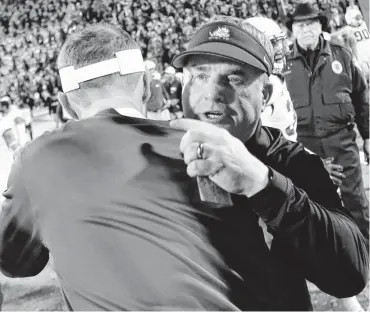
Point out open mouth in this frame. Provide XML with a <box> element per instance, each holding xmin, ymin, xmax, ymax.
<box><xmin>205</xmin><ymin>111</ymin><xmax>223</xmax><ymax>119</ymax></box>
<box><xmin>199</xmin><ymin>111</ymin><xmax>227</xmax><ymax>123</ymax></box>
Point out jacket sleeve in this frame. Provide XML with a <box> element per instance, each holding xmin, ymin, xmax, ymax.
<box><xmin>350</xmin><ymin>58</ymin><xmax>369</xmax><ymax>140</ymax></box>
<box><xmin>248</xmin><ymin>130</ymin><xmax>368</xmax><ymax>298</ymax></box>
<box><xmin>0</xmin><ymin>153</ymin><xmax>49</xmax><ymax>277</ymax></box>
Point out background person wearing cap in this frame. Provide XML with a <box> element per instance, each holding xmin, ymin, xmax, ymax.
<box><xmin>284</xmin><ymin>2</ymin><xmax>369</xmax><ymax>252</ymax></box>
<box><xmin>170</xmin><ymin>15</ymin><xmax>368</xmax><ymax>310</ymax></box>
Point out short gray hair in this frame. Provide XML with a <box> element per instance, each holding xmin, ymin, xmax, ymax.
<box><xmin>57</xmin><ymin>23</ymin><xmax>142</xmax><ymax>92</ymax></box>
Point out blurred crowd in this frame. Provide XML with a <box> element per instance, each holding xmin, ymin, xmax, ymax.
<box><xmin>0</xmin><ymin>0</ymin><xmax>364</xmax><ymax>112</ymax></box>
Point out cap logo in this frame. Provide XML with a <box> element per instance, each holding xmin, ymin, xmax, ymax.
<box><xmin>209</xmin><ymin>26</ymin><xmax>230</xmax><ymax>40</ymax></box>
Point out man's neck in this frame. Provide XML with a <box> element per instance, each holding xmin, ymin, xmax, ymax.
<box><xmin>79</xmin><ymin>96</ymin><xmax>144</xmax><ymax>119</ymax></box>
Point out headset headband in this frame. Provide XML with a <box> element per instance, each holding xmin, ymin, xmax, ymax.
<box><xmin>59</xmin><ymin>49</ymin><xmax>145</xmax><ymax>93</ymax></box>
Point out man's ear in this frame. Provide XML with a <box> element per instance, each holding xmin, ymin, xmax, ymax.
<box><xmin>142</xmin><ymin>71</ymin><xmax>151</xmax><ymax>105</ymax></box>
<box><xmin>58</xmin><ymin>92</ymin><xmax>79</xmax><ymax>120</ymax></box>
<box><xmin>182</xmin><ymin>67</ymin><xmax>191</xmax><ymax>90</ymax></box>
<box><xmin>262</xmin><ymin>82</ymin><xmax>273</xmax><ymax>108</ymax></box>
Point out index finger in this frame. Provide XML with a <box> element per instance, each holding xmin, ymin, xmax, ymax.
<box><xmin>170</xmin><ymin>118</ymin><xmax>215</xmax><ymax>132</ymax></box>
<box><xmin>328</xmin><ymin>164</ymin><xmax>344</xmax><ymax>171</ymax></box>
<box><xmin>179</xmin><ymin>129</ymin><xmax>227</xmax><ymax>154</ymax></box>
<box><xmin>171</xmin><ymin>119</ymin><xmax>229</xmax><ymax>152</ymax></box>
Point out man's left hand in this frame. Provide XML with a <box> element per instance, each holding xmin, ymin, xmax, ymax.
<box><xmin>363</xmin><ymin>139</ymin><xmax>369</xmax><ymax>165</ymax></box>
<box><xmin>322</xmin><ymin>157</ymin><xmax>346</xmax><ymax>186</ymax></box>
<box><xmin>170</xmin><ymin>119</ymin><xmax>269</xmax><ymax>197</ymax></box>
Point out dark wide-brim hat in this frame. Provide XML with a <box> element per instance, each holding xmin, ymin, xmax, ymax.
<box><xmin>285</xmin><ymin>2</ymin><xmax>328</xmax><ymax>31</ymax></box>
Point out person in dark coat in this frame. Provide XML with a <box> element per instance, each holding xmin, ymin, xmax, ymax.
<box><xmin>285</xmin><ymin>2</ymin><xmax>369</xmax><ymax>247</ymax></box>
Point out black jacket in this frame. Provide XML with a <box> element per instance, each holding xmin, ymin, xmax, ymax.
<box><xmin>286</xmin><ymin>36</ymin><xmax>369</xmax><ymax>139</ymax></box>
<box><xmin>0</xmin><ymin>111</ymin><xmax>368</xmax><ymax>310</ymax></box>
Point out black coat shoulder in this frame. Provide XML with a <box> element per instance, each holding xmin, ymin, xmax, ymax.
<box><xmin>329</xmin><ymin>41</ymin><xmax>354</xmax><ymax>60</ymax></box>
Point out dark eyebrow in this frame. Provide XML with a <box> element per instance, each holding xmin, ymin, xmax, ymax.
<box><xmin>191</xmin><ymin>64</ymin><xmax>210</xmax><ymax>72</ymax></box>
<box><xmin>228</xmin><ymin>69</ymin><xmax>246</xmax><ymax>77</ymax></box>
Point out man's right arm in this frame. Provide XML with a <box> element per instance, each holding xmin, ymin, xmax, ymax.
<box><xmin>0</xmin><ymin>153</ymin><xmax>49</xmax><ymax>277</ymax></box>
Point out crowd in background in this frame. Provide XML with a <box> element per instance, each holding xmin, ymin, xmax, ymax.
<box><xmin>0</xmin><ymin>0</ymin><xmax>363</xmax><ymax>113</ymax></box>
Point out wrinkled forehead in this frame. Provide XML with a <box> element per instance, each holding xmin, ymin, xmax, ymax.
<box><xmin>293</xmin><ymin>18</ymin><xmax>321</xmax><ymax>27</ymax></box>
<box><xmin>186</xmin><ymin>54</ymin><xmax>259</xmax><ymax>75</ymax></box>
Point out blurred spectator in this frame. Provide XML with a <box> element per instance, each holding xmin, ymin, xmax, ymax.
<box><xmin>345</xmin><ymin>0</ymin><xmax>362</xmax><ymax>20</ymax></box>
<box><xmin>328</xmin><ymin>6</ymin><xmax>346</xmax><ymax>32</ymax></box>
<box><xmin>49</xmin><ymin>86</ymin><xmax>60</xmax><ymax>127</ymax></box>
<box><xmin>0</xmin><ymin>96</ymin><xmax>32</xmax><ymax>151</ymax></box>
<box><xmin>163</xmin><ymin>66</ymin><xmax>183</xmax><ymax>119</ymax></box>
<box><xmin>144</xmin><ymin>60</ymin><xmax>168</xmax><ymax>120</ymax></box>
<box><xmin>18</xmin><ymin>102</ymin><xmax>33</xmax><ymax>140</ymax></box>
<box><xmin>332</xmin><ymin>12</ymin><xmax>370</xmax><ymax>83</ymax></box>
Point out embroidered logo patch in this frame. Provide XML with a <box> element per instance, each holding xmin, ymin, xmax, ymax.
<box><xmin>209</xmin><ymin>26</ymin><xmax>230</xmax><ymax>40</ymax></box>
<box><xmin>331</xmin><ymin>60</ymin><xmax>343</xmax><ymax>74</ymax></box>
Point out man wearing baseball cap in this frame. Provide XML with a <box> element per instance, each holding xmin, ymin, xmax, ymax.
<box><xmin>170</xmin><ymin>15</ymin><xmax>368</xmax><ymax>310</ymax></box>
<box><xmin>0</xmin><ymin>21</ymin><xmax>367</xmax><ymax>311</ymax></box>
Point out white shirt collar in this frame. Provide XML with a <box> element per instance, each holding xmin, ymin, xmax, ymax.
<box><xmin>114</xmin><ymin>108</ymin><xmax>146</xmax><ymax>119</ymax></box>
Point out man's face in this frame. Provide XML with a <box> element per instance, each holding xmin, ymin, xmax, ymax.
<box><xmin>182</xmin><ymin>55</ymin><xmax>265</xmax><ymax>142</ymax></box>
<box><xmin>292</xmin><ymin>19</ymin><xmax>322</xmax><ymax>49</ymax></box>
